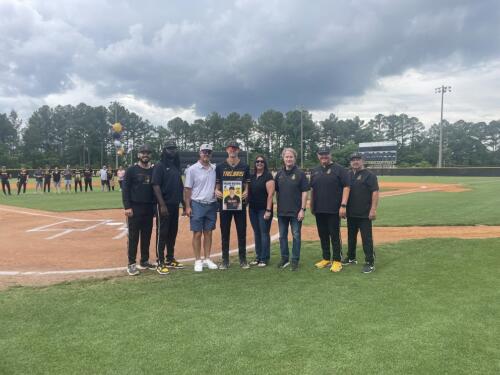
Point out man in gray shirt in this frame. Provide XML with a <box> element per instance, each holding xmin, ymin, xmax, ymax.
<box><xmin>184</xmin><ymin>144</ymin><xmax>219</xmax><ymax>272</ymax></box>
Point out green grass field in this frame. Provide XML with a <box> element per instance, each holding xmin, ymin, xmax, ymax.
<box><xmin>1</xmin><ymin>239</ymin><xmax>499</xmax><ymax>374</ymax></box>
<box><xmin>3</xmin><ymin>176</ymin><xmax>499</xmax><ymax>226</ymax></box>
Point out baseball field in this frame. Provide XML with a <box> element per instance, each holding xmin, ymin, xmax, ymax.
<box><xmin>0</xmin><ymin>176</ymin><xmax>499</xmax><ymax>374</ymax></box>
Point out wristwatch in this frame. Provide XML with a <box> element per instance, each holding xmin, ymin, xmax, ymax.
<box><xmin>301</xmin><ymin>207</ymin><xmax>306</xmax><ymax>212</ymax></box>
<box><xmin>340</xmin><ymin>204</ymin><xmax>346</xmax><ymax>208</ymax></box>
<box><xmin>265</xmin><ymin>209</ymin><xmax>272</xmax><ymax>213</ymax></box>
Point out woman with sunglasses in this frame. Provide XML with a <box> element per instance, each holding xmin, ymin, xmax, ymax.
<box><xmin>248</xmin><ymin>156</ymin><xmax>275</xmax><ymax>267</ymax></box>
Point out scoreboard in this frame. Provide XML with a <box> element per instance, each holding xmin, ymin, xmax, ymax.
<box><xmin>358</xmin><ymin>141</ymin><xmax>397</xmax><ymax>168</ymax></box>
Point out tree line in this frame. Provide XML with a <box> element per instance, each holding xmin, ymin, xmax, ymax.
<box><xmin>1</xmin><ymin>102</ymin><xmax>499</xmax><ymax>169</ymax></box>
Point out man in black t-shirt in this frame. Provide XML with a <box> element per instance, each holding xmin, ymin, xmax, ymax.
<box><xmin>34</xmin><ymin>167</ymin><xmax>43</xmax><ymax>193</ymax></box>
<box><xmin>152</xmin><ymin>141</ymin><xmax>186</xmax><ymax>274</ymax></box>
<box><xmin>52</xmin><ymin>167</ymin><xmax>61</xmax><ymax>193</ymax></box>
<box><xmin>310</xmin><ymin>147</ymin><xmax>350</xmax><ymax>272</ymax></box>
<box><xmin>43</xmin><ymin>167</ymin><xmax>51</xmax><ymax>193</ymax></box>
<box><xmin>1</xmin><ymin>166</ymin><xmax>11</xmax><ymax>195</ymax></box>
<box><xmin>215</xmin><ymin>141</ymin><xmax>251</xmax><ymax>269</ymax></box>
<box><xmin>344</xmin><ymin>153</ymin><xmax>379</xmax><ymax>274</ymax></box>
<box><xmin>17</xmin><ymin>168</ymin><xmax>28</xmax><ymax>195</ymax></box>
<box><xmin>274</xmin><ymin>148</ymin><xmax>310</xmax><ymax>271</ymax></box>
<box><xmin>83</xmin><ymin>166</ymin><xmax>93</xmax><ymax>192</ymax></box>
<box><xmin>122</xmin><ymin>144</ymin><xmax>156</xmax><ymax>276</ymax></box>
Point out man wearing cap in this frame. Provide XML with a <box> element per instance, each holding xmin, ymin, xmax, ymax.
<box><xmin>122</xmin><ymin>144</ymin><xmax>157</xmax><ymax>276</ymax></box>
<box><xmin>215</xmin><ymin>140</ymin><xmax>251</xmax><ymax>270</ymax></box>
<box><xmin>184</xmin><ymin>143</ymin><xmax>219</xmax><ymax>272</ymax></box>
<box><xmin>343</xmin><ymin>153</ymin><xmax>379</xmax><ymax>273</ymax></box>
<box><xmin>310</xmin><ymin>146</ymin><xmax>350</xmax><ymax>273</ymax></box>
<box><xmin>152</xmin><ymin>140</ymin><xmax>186</xmax><ymax>275</ymax></box>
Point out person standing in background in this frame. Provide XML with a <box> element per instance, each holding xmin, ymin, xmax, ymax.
<box><xmin>52</xmin><ymin>167</ymin><xmax>61</xmax><ymax>193</ymax></box>
<box><xmin>17</xmin><ymin>167</ymin><xmax>28</xmax><ymax>195</ymax></box>
<box><xmin>43</xmin><ymin>166</ymin><xmax>51</xmax><ymax>193</ymax></box>
<box><xmin>117</xmin><ymin>166</ymin><xmax>126</xmax><ymax>191</ymax></box>
<box><xmin>100</xmin><ymin>165</ymin><xmax>110</xmax><ymax>192</ymax></box>
<box><xmin>34</xmin><ymin>167</ymin><xmax>43</xmax><ymax>193</ymax></box>
<box><xmin>83</xmin><ymin>166</ymin><xmax>93</xmax><ymax>192</ymax></box>
<box><xmin>63</xmin><ymin>165</ymin><xmax>72</xmax><ymax>193</ymax></box>
<box><xmin>74</xmin><ymin>168</ymin><xmax>83</xmax><ymax>193</ymax></box>
<box><xmin>1</xmin><ymin>166</ymin><xmax>11</xmax><ymax>195</ymax></box>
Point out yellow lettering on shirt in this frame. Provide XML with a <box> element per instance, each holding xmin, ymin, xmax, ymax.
<box><xmin>223</xmin><ymin>171</ymin><xmax>244</xmax><ymax>177</ymax></box>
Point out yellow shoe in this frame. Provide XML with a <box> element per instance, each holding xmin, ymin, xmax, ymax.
<box><xmin>315</xmin><ymin>259</ymin><xmax>331</xmax><ymax>269</ymax></box>
<box><xmin>330</xmin><ymin>261</ymin><xmax>342</xmax><ymax>273</ymax></box>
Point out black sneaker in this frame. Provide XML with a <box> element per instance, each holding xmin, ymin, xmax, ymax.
<box><xmin>165</xmin><ymin>259</ymin><xmax>185</xmax><ymax>269</ymax></box>
<box><xmin>290</xmin><ymin>261</ymin><xmax>299</xmax><ymax>271</ymax></box>
<box><xmin>137</xmin><ymin>261</ymin><xmax>156</xmax><ymax>270</ymax></box>
<box><xmin>341</xmin><ymin>258</ymin><xmax>357</xmax><ymax>265</ymax></box>
<box><xmin>240</xmin><ymin>261</ymin><xmax>250</xmax><ymax>269</ymax></box>
<box><xmin>219</xmin><ymin>261</ymin><xmax>229</xmax><ymax>270</ymax></box>
<box><xmin>362</xmin><ymin>263</ymin><xmax>375</xmax><ymax>273</ymax></box>
<box><xmin>277</xmin><ymin>259</ymin><xmax>290</xmax><ymax>269</ymax></box>
<box><xmin>127</xmin><ymin>264</ymin><xmax>139</xmax><ymax>276</ymax></box>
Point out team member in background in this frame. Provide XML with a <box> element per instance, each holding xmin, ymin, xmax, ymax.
<box><xmin>310</xmin><ymin>146</ymin><xmax>350</xmax><ymax>273</ymax></box>
<box><xmin>344</xmin><ymin>153</ymin><xmax>379</xmax><ymax>274</ymax></box>
<box><xmin>109</xmin><ymin>169</ymin><xmax>116</xmax><ymax>191</ymax></box>
<box><xmin>34</xmin><ymin>167</ymin><xmax>43</xmax><ymax>193</ymax></box>
<box><xmin>248</xmin><ymin>155</ymin><xmax>275</xmax><ymax>267</ymax></box>
<box><xmin>152</xmin><ymin>141</ymin><xmax>185</xmax><ymax>274</ymax></box>
<box><xmin>52</xmin><ymin>167</ymin><xmax>61</xmax><ymax>193</ymax></box>
<box><xmin>184</xmin><ymin>143</ymin><xmax>219</xmax><ymax>272</ymax></box>
<box><xmin>63</xmin><ymin>165</ymin><xmax>72</xmax><ymax>193</ymax></box>
<box><xmin>122</xmin><ymin>144</ymin><xmax>157</xmax><ymax>276</ymax></box>
<box><xmin>43</xmin><ymin>166</ymin><xmax>51</xmax><ymax>193</ymax></box>
<box><xmin>215</xmin><ymin>141</ymin><xmax>251</xmax><ymax>270</ymax></box>
<box><xmin>1</xmin><ymin>166</ymin><xmax>11</xmax><ymax>195</ymax></box>
<box><xmin>74</xmin><ymin>168</ymin><xmax>83</xmax><ymax>193</ymax></box>
<box><xmin>117</xmin><ymin>166</ymin><xmax>126</xmax><ymax>191</ymax></box>
<box><xmin>275</xmin><ymin>148</ymin><xmax>309</xmax><ymax>271</ymax></box>
<box><xmin>83</xmin><ymin>166</ymin><xmax>93</xmax><ymax>192</ymax></box>
<box><xmin>100</xmin><ymin>165</ymin><xmax>110</xmax><ymax>192</ymax></box>
<box><xmin>17</xmin><ymin>167</ymin><xmax>28</xmax><ymax>195</ymax></box>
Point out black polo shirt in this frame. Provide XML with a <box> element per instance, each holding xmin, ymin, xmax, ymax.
<box><xmin>249</xmin><ymin>171</ymin><xmax>274</xmax><ymax>210</ymax></box>
<box><xmin>18</xmin><ymin>171</ymin><xmax>28</xmax><ymax>183</ymax></box>
<box><xmin>52</xmin><ymin>171</ymin><xmax>61</xmax><ymax>183</ymax></box>
<box><xmin>275</xmin><ymin>166</ymin><xmax>310</xmax><ymax>217</ymax></box>
<box><xmin>347</xmin><ymin>168</ymin><xmax>379</xmax><ymax>218</ymax></box>
<box><xmin>122</xmin><ymin>164</ymin><xmax>155</xmax><ymax>210</ymax></box>
<box><xmin>216</xmin><ymin>160</ymin><xmax>250</xmax><ymax>208</ymax></box>
<box><xmin>152</xmin><ymin>161</ymin><xmax>184</xmax><ymax>206</ymax></box>
<box><xmin>310</xmin><ymin>163</ymin><xmax>350</xmax><ymax>214</ymax></box>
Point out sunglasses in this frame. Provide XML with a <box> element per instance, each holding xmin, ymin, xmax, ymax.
<box><xmin>255</xmin><ymin>160</ymin><xmax>265</xmax><ymax>164</ymax></box>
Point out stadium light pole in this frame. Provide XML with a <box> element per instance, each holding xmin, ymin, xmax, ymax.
<box><xmin>435</xmin><ymin>85</ymin><xmax>451</xmax><ymax>168</ymax></box>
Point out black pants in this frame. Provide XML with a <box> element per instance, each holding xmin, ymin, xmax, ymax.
<box><xmin>127</xmin><ymin>206</ymin><xmax>154</xmax><ymax>265</ymax></box>
<box><xmin>43</xmin><ymin>179</ymin><xmax>51</xmax><ymax>192</ymax></box>
<box><xmin>315</xmin><ymin>213</ymin><xmax>342</xmax><ymax>262</ymax></box>
<box><xmin>2</xmin><ymin>180</ymin><xmax>10</xmax><ymax>195</ymax></box>
<box><xmin>75</xmin><ymin>180</ymin><xmax>82</xmax><ymax>192</ymax></box>
<box><xmin>17</xmin><ymin>181</ymin><xmax>26</xmax><ymax>194</ymax></box>
<box><xmin>84</xmin><ymin>179</ymin><xmax>92</xmax><ymax>192</ymax></box>
<box><xmin>155</xmin><ymin>204</ymin><xmax>180</xmax><ymax>264</ymax></box>
<box><xmin>347</xmin><ymin>217</ymin><xmax>375</xmax><ymax>264</ymax></box>
<box><xmin>220</xmin><ymin>208</ymin><xmax>247</xmax><ymax>263</ymax></box>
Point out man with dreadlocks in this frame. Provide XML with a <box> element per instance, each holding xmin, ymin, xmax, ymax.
<box><xmin>152</xmin><ymin>140</ymin><xmax>186</xmax><ymax>275</ymax></box>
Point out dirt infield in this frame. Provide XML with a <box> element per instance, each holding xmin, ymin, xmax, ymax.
<box><xmin>1</xmin><ymin>181</ymin><xmax>497</xmax><ymax>289</ymax></box>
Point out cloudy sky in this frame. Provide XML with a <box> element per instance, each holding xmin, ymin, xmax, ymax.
<box><xmin>1</xmin><ymin>0</ymin><xmax>499</xmax><ymax>127</ymax></box>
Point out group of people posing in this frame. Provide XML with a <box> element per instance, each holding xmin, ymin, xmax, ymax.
<box><xmin>0</xmin><ymin>165</ymin><xmax>127</xmax><ymax>195</ymax></box>
<box><xmin>123</xmin><ymin>140</ymin><xmax>379</xmax><ymax>277</ymax></box>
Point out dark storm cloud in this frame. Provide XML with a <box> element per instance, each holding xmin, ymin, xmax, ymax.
<box><xmin>1</xmin><ymin>0</ymin><xmax>499</xmax><ymax>115</ymax></box>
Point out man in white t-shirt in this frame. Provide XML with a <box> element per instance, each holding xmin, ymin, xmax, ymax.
<box><xmin>184</xmin><ymin>143</ymin><xmax>219</xmax><ymax>272</ymax></box>
<box><xmin>100</xmin><ymin>165</ymin><xmax>110</xmax><ymax>191</ymax></box>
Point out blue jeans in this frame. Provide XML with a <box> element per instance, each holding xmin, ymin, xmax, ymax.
<box><xmin>278</xmin><ymin>216</ymin><xmax>302</xmax><ymax>262</ymax></box>
<box><xmin>249</xmin><ymin>208</ymin><xmax>272</xmax><ymax>263</ymax></box>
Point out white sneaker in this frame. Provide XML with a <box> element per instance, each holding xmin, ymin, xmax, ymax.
<box><xmin>203</xmin><ymin>258</ymin><xmax>218</xmax><ymax>270</ymax></box>
<box><xmin>194</xmin><ymin>260</ymin><xmax>203</xmax><ymax>272</ymax></box>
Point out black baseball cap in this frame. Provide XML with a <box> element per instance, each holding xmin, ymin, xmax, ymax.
<box><xmin>226</xmin><ymin>140</ymin><xmax>240</xmax><ymax>148</ymax></box>
<box><xmin>164</xmin><ymin>140</ymin><xmax>177</xmax><ymax>149</ymax></box>
<box><xmin>317</xmin><ymin>146</ymin><xmax>331</xmax><ymax>154</ymax></box>
<box><xmin>350</xmin><ymin>152</ymin><xmax>363</xmax><ymax>160</ymax></box>
<box><xmin>138</xmin><ymin>144</ymin><xmax>152</xmax><ymax>153</ymax></box>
